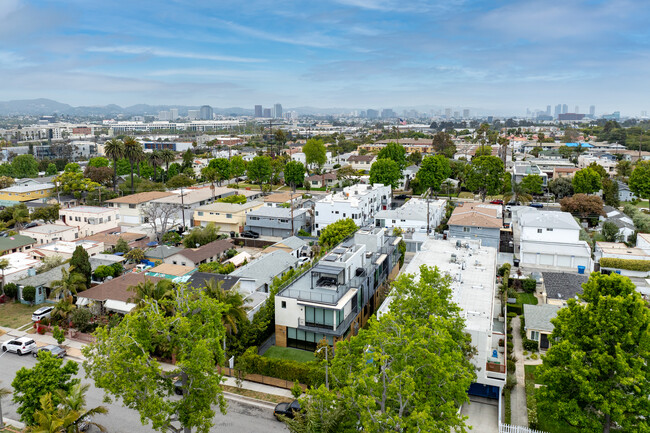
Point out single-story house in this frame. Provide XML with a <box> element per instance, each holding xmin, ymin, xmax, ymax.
<box><xmin>145</xmin><ymin>245</ymin><xmax>184</xmax><ymax>264</ymax></box>
<box><xmin>164</xmin><ymin>239</ymin><xmax>234</xmax><ymax>267</ymax></box>
<box><xmin>541</xmin><ymin>271</ymin><xmax>588</xmax><ymax>306</ymax></box>
<box><xmin>76</xmin><ymin>273</ymin><xmax>164</xmax><ymax>315</ymax></box>
<box><xmin>145</xmin><ymin>263</ymin><xmax>196</xmax><ymax>283</ymax></box>
<box><xmin>523</xmin><ymin>304</ymin><xmax>561</xmax><ymax>351</ymax></box>
<box><xmin>0</xmin><ymin>234</ymin><xmax>36</xmax><ymax>255</ymax></box>
<box><xmin>264</xmin><ymin>236</ymin><xmax>310</xmax><ymax>258</ymax></box>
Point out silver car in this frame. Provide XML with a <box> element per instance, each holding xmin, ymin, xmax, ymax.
<box><xmin>33</xmin><ymin>344</ymin><xmax>67</xmax><ymax>359</ymax></box>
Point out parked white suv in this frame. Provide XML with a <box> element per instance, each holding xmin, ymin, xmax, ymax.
<box><xmin>2</xmin><ymin>337</ymin><xmax>37</xmax><ymax>356</ymax></box>
<box><xmin>32</xmin><ymin>306</ymin><xmax>54</xmax><ymax>322</ymax></box>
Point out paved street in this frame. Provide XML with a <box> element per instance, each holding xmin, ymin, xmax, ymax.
<box><xmin>0</xmin><ymin>352</ymin><xmax>288</xmax><ymax>433</ymax></box>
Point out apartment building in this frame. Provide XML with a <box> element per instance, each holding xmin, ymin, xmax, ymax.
<box><xmin>106</xmin><ymin>191</ymin><xmax>175</xmax><ymax>225</ymax></box>
<box><xmin>275</xmin><ymin>228</ymin><xmax>400</xmax><ymax>350</ymax></box>
<box><xmin>245</xmin><ymin>206</ymin><xmax>311</xmax><ymax>238</ymax></box>
<box><xmin>193</xmin><ymin>201</ymin><xmax>264</xmax><ymax>233</ymax></box>
<box><xmin>447</xmin><ymin>203</ymin><xmax>502</xmax><ymax>249</ymax></box>
<box><xmin>314</xmin><ymin>183</ymin><xmax>391</xmax><ymax>235</ymax></box>
<box><xmin>59</xmin><ymin>206</ymin><xmax>120</xmax><ymax>237</ymax></box>
<box><xmin>375</xmin><ymin>198</ymin><xmax>446</xmax><ymax>251</ymax></box>
<box><xmin>20</xmin><ymin>224</ymin><xmax>78</xmax><ymax>244</ymax></box>
<box><xmin>0</xmin><ymin>179</ymin><xmax>55</xmax><ymax>204</ymax></box>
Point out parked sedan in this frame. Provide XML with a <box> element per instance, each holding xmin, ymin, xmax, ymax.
<box><xmin>33</xmin><ymin>344</ymin><xmax>67</xmax><ymax>359</ymax></box>
<box><xmin>240</xmin><ymin>230</ymin><xmax>260</xmax><ymax>239</ymax></box>
<box><xmin>274</xmin><ymin>400</ymin><xmax>301</xmax><ymax>420</ymax></box>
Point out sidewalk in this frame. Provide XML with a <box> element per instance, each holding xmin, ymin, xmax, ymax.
<box><xmin>510</xmin><ymin>316</ymin><xmax>528</xmax><ymax>427</ymax></box>
<box><xmin>0</xmin><ymin>326</ymin><xmax>292</xmax><ymax>399</ymax></box>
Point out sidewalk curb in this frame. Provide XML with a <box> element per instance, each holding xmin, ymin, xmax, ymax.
<box><xmin>2</xmin><ymin>417</ymin><xmax>26</xmax><ymax>429</ymax></box>
<box><xmin>223</xmin><ymin>391</ymin><xmax>277</xmax><ymax>411</ymax></box>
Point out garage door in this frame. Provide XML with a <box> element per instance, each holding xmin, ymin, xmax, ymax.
<box><xmin>122</xmin><ymin>215</ymin><xmax>140</xmax><ymax>224</ymax></box>
<box><xmin>539</xmin><ymin>253</ymin><xmax>554</xmax><ymax>266</ymax></box>
<box><xmin>557</xmin><ymin>255</ymin><xmax>571</xmax><ymax>267</ymax></box>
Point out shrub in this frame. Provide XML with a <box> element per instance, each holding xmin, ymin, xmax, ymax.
<box><xmin>505</xmin><ymin>373</ymin><xmax>517</xmax><ymax>391</ymax></box>
<box><xmin>70</xmin><ymin>308</ymin><xmax>95</xmax><ymax>333</ymax></box>
<box><xmin>498</xmin><ymin>263</ymin><xmax>511</xmax><ymax>278</ymax></box>
<box><xmin>237</xmin><ymin>347</ymin><xmax>324</xmax><ymax>387</ymax></box>
<box><xmin>507</xmin><ymin>359</ymin><xmax>516</xmax><ymax>373</ymax></box>
<box><xmin>507</xmin><ymin>341</ymin><xmax>514</xmax><ymax>352</ymax></box>
<box><xmin>3</xmin><ymin>282</ymin><xmax>18</xmax><ymax>299</ymax></box>
<box><xmin>39</xmin><ymin>317</ymin><xmax>50</xmax><ymax>326</ymax></box>
<box><xmin>525</xmin><ymin>381</ymin><xmax>539</xmax><ymax>429</ymax></box>
<box><xmin>291</xmin><ymin>380</ymin><xmax>303</xmax><ymax>399</ymax></box>
<box><xmin>600</xmin><ymin>257</ymin><xmax>650</xmax><ymax>272</ymax></box>
<box><xmin>52</xmin><ymin>325</ymin><xmax>65</xmax><ymax>345</ymax></box>
<box><xmin>523</xmin><ymin>339</ymin><xmax>539</xmax><ymax>352</ymax></box>
<box><xmin>522</xmin><ymin>278</ymin><xmax>537</xmax><ymax>293</ymax></box>
<box><xmin>507</xmin><ymin>303</ymin><xmax>522</xmax><ymax>315</ymax></box>
<box><xmin>21</xmin><ymin>286</ymin><xmax>36</xmax><ymax>304</ymax></box>
<box><xmin>507</xmin><ymin>312</ymin><xmax>517</xmax><ymax>319</ymax></box>
<box><xmin>530</xmin><ymin>353</ymin><xmax>539</xmax><ymax>360</ymax></box>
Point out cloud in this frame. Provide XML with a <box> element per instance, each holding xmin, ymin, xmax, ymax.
<box><xmin>214</xmin><ymin>19</ymin><xmax>341</xmax><ymax>48</ymax></box>
<box><xmin>0</xmin><ymin>50</ymin><xmax>34</xmax><ymax>68</ymax></box>
<box><xmin>86</xmin><ymin>45</ymin><xmax>265</xmax><ymax>63</ymax></box>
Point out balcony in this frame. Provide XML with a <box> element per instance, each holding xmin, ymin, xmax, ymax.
<box><xmin>486</xmin><ymin>362</ymin><xmax>506</xmax><ymax>374</ymax></box>
<box><xmin>298</xmin><ymin>304</ymin><xmax>359</xmax><ymax>337</ymax></box>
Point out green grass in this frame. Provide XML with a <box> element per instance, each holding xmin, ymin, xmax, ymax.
<box><xmin>518</xmin><ymin>293</ymin><xmax>538</xmax><ymax>306</ymax></box>
<box><xmin>0</xmin><ymin>302</ymin><xmax>48</xmax><ymax>328</ymax></box>
<box><xmin>458</xmin><ymin>192</ymin><xmax>474</xmax><ymax>199</ymax></box>
<box><xmin>263</xmin><ymin>346</ymin><xmax>316</xmax><ymax>363</ymax></box>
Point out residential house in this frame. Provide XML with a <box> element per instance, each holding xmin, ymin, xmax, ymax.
<box><xmin>541</xmin><ymin>271</ymin><xmax>588</xmax><ymax>306</ymax></box>
<box><xmin>578</xmin><ymin>154</ymin><xmax>617</xmax><ymax>175</ymax></box>
<box><xmin>263</xmin><ymin>192</ymin><xmax>305</xmax><ymax>208</ymax></box>
<box><xmin>150</xmin><ymin>186</ymin><xmax>237</xmax><ymax>227</ymax></box>
<box><xmin>275</xmin><ymin>228</ymin><xmax>400</xmax><ymax>350</ymax></box>
<box><xmin>145</xmin><ymin>245</ymin><xmax>183</xmax><ymax>264</ymax></box>
<box><xmin>164</xmin><ymin>238</ymin><xmax>234</xmax><ymax>267</ymax></box>
<box><xmin>193</xmin><ymin>201</ymin><xmax>264</xmax><ymax>233</ymax></box>
<box><xmin>0</xmin><ymin>252</ymin><xmax>41</xmax><ymax>287</ymax></box>
<box><xmin>0</xmin><ymin>179</ymin><xmax>55</xmax><ymax>205</ymax></box>
<box><xmin>304</xmin><ymin>172</ymin><xmax>338</xmax><ymax>189</ymax></box>
<box><xmin>512</xmin><ymin>162</ymin><xmax>548</xmax><ymax>187</ymax></box>
<box><xmin>523</xmin><ymin>304</ymin><xmax>561</xmax><ymax>351</ymax></box>
<box><xmin>314</xmin><ymin>183</ymin><xmax>391</xmax><ymax>235</ymax></box>
<box><xmin>447</xmin><ymin>203</ymin><xmax>502</xmax><ymax>249</ymax></box>
<box><xmin>82</xmin><ymin>231</ymin><xmax>148</xmax><ymax>250</ymax></box>
<box><xmin>146</xmin><ymin>263</ymin><xmax>196</xmax><ymax>282</ymax></box>
<box><xmin>106</xmin><ymin>191</ymin><xmax>175</xmax><ymax>225</ymax></box>
<box><xmin>231</xmin><ymin>249</ymin><xmax>300</xmax><ymax>294</ymax></box>
<box><xmin>552</xmin><ymin>167</ymin><xmax>579</xmax><ymax>179</ymax></box>
<box><xmin>618</xmin><ymin>181</ymin><xmax>637</xmax><ymax>202</ymax></box>
<box><xmin>514</xmin><ymin>209</ymin><xmax>592</xmax><ymax>270</ymax></box>
<box><xmin>377</xmin><ymin>237</ymin><xmax>505</xmax><ymax>398</ymax></box>
<box><xmin>265</xmin><ymin>236</ymin><xmax>310</xmax><ymax>258</ymax></box>
<box><xmin>245</xmin><ymin>206</ymin><xmax>311</xmax><ymax>238</ymax></box>
<box><xmin>19</xmin><ymin>224</ymin><xmax>78</xmax><ymax>244</ymax></box>
<box><xmin>398</xmin><ymin>165</ymin><xmax>419</xmax><ymax>190</ymax></box>
<box><xmin>375</xmin><ymin>198</ymin><xmax>446</xmax><ymax>251</ymax></box>
<box><xmin>599</xmin><ymin>206</ymin><xmax>635</xmax><ymax>241</ymax></box>
<box><xmin>0</xmin><ymin>235</ymin><xmax>36</xmax><ymax>255</ymax></box>
<box><xmin>33</xmin><ymin>240</ymin><xmax>104</xmax><ymax>260</ymax></box>
<box><xmin>347</xmin><ymin>154</ymin><xmax>377</xmax><ymax>172</ymax></box>
<box><xmin>76</xmin><ymin>273</ymin><xmax>164</xmax><ymax>315</ymax></box>
<box><xmin>636</xmin><ymin>233</ymin><xmax>650</xmax><ymax>252</ymax></box>
<box><xmin>59</xmin><ymin>206</ymin><xmax>120</xmax><ymax>237</ymax></box>
<box><xmin>185</xmin><ymin>272</ymin><xmax>267</xmax><ymax>319</ymax></box>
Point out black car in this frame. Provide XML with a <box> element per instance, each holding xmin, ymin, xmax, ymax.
<box><xmin>529</xmin><ymin>202</ymin><xmax>543</xmax><ymax>208</ymax></box>
<box><xmin>394</xmin><ymin>194</ymin><xmax>408</xmax><ymax>200</ymax></box>
<box><xmin>274</xmin><ymin>400</ymin><xmax>301</xmax><ymax>420</ymax></box>
<box><xmin>241</xmin><ymin>230</ymin><xmax>260</xmax><ymax>239</ymax></box>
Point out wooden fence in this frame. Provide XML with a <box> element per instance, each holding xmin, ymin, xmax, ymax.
<box><xmin>217</xmin><ymin>366</ymin><xmax>306</xmax><ymax>391</ymax></box>
<box><xmin>499</xmin><ymin>424</ymin><xmax>548</xmax><ymax>433</ymax></box>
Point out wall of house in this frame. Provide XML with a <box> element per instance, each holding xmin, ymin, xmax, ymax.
<box><xmin>448</xmin><ymin>225</ymin><xmax>500</xmax><ymax>249</ymax></box>
<box><xmin>0</xmin><ymin>187</ymin><xmax>53</xmax><ymax>202</ymax></box>
<box><xmin>521</xmin><ymin>226</ymin><xmax>578</xmax><ymax>243</ymax></box>
<box><xmin>245</xmin><ymin>212</ymin><xmax>310</xmax><ymax>237</ymax></box>
<box><xmin>20</xmin><ymin>227</ymin><xmax>78</xmax><ymax>244</ymax></box>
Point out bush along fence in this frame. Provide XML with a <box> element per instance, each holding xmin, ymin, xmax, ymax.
<box><xmin>600</xmin><ymin>257</ymin><xmax>650</xmax><ymax>272</ymax></box>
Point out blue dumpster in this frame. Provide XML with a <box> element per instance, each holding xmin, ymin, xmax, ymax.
<box><xmin>577</xmin><ymin>266</ymin><xmax>585</xmax><ymax>274</ymax></box>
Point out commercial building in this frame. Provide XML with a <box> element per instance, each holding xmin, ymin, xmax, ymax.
<box><xmin>379</xmin><ymin>238</ymin><xmax>505</xmax><ymax>397</ymax></box>
<box><xmin>254</xmin><ymin>105</ymin><xmax>263</xmax><ymax>118</ymax></box>
<box><xmin>314</xmin><ymin>183</ymin><xmax>391</xmax><ymax>235</ymax></box>
<box><xmin>193</xmin><ymin>201</ymin><xmax>264</xmax><ymax>233</ymax></box>
<box><xmin>59</xmin><ymin>206</ymin><xmax>120</xmax><ymax>237</ymax></box>
<box><xmin>275</xmin><ymin>228</ymin><xmax>400</xmax><ymax>350</ymax></box>
<box><xmin>200</xmin><ymin>105</ymin><xmax>213</xmax><ymax>120</ymax></box>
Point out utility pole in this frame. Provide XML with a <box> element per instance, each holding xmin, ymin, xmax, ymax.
<box><xmin>180</xmin><ymin>186</ymin><xmax>186</xmax><ymax>231</ymax></box>
<box><xmin>290</xmin><ymin>193</ymin><xmax>295</xmax><ymax>235</ymax></box>
<box><xmin>426</xmin><ymin>188</ymin><xmax>431</xmax><ymax>235</ymax></box>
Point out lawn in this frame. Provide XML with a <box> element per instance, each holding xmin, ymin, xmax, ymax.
<box><xmin>518</xmin><ymin>293</ymin><xmax>538</xmax><ymax>306</ymax></box>
<box><xmin>263</xmin><ymin>346</ymin><xmax>316</xmax><ymax>363</ymax></box>
<box><xmin>0</xmin><ymin>302</ymin><xmax>47</xmax><ymax>328</ymax></box>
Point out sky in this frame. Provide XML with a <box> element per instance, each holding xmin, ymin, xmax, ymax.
<box><xmin>1</xmin><ymin>0</ymin><xmax>650</xmax><ymax>115</ymax></box>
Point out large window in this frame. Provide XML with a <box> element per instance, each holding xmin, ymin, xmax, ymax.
<box><xmin>305</xmin><ymin>306</ymin><xmax>334</xmax><ymax>330</ymax></box>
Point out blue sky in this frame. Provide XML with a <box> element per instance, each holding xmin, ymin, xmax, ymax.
<box><xmin>1</xmin><ymin>0</ymin><xmax>649</xmax><ymax>115</ymax></box>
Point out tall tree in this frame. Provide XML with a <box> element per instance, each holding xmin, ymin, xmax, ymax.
<box><xmin>464</xmin><ymin>156</ymin><xmax>505</xmax><ymax>201</ymax></box>
<box><xmin>50</xmin><ymin>266</ymin><xmax>87</xmax><ymax>300</ymax></box>
<box><xmin>159</xmin><ymin>149</ymin><xmax>176</xmax><ymax>182</ymax></box>
<box><xmin>601</xmin><ymin>178</ymin><xmax>619</xmax><ymax>207</ymax></box>
<box><xmin>616</xmin><ymin>160</ymin><xmax>633</xmax><ymax>179</ymax></box>
<box><xmin>377</xmin><ymin>142</ymin><xmax>406</xmax><ymax>170</ymax></box>
<box><xmin>432</xmin><ymin>131</ymin><xmax>456</xmax><ymax>158</ymax></box>
<box><xmin>537</xmin><ymin>273</ymin><xmax>650</xmax><ymax>433</ymax></box>
<box><xmin>520</xmin><ymin>174</ymin><xmax>543</xmax><ymax>195</ymax></box>
<box><xmin>70</xmin><ymin>246</ymin><xmax>92</xmax><ymax>288</ymax></box>
<box><xmin>548</xmin><ymin>177</ymin><xmax>574</xmax><ymax>199</ymax></box>
<box><xmin>12</xmin><ymin>154</ymin><xmax>39</xmax><ymax>178</ymax></box>
<box><xmin>207</xmin><ymin>158</ymin><xmax>231</xmax><ymax>186</ymax></box>
<box><xmin>572</xmin><ymin>168</ymin><xmax>602</xmax><ymax>194</ymax></box>
<box><xmin>303</xmin><ymin>138</ymin><xmax>327</xmax><ymax>173</ymax></box>
<box><xmin>0</xmin><ymin>381</ymin><xmax>11</xmax><ymax>429</ymax></box>
<box><xmin>284</xmin><ymin>161</ymin><xmax>305</xmax><ymax>192</ymax></box>
<box><xmin>369</xmin><ymin>159</ymin><xmax>401</xmax><ymax>189</ymax></box>
<box><xmin>246</xmin><ymin>156</ymin><xmax>272</xmax><ymax>192</ymax></box>
<box><xmin>123</xmin><ymin>137</ymin><xmax>141</xmax><ymax>194</ymax></box>
<box><xmin>83</xmin><ymin>289</ymin><xmax>228</xmax><ymax>433</ymax></box>
<box><xmin>149</xmin><ymin>151</ymin><xmax>163</xmax><ymax>182</ymax></box>
<box><xmin>629</xmin><ymin>160</ymin><xmax>650</xmax><ymax>210</ymax></box>
<box><xmin>201</xmin><ymin>167</ymin><xmax>219</xmax><ymax>202</ymax></box>
<box><xmin>12</xmin><ymin>353</ymin><xmax>79</xmax><ymax>425</ymax></box>
<box><xmin>560</xmin><ymin>194</ymin><xmax>604</xmax><ymax>218</ymax></box>
<box><xmin>415</xmin><ymin>155</ymin><xmax>451</xmax><ymax>197</ymax></box>
<box><xmin>229</xmin><ymin>155</ymin><xmax>246</xmax><ymax>184</ymax></box>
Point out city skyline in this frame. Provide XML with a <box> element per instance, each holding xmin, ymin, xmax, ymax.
<box><xmin>1</xmin><ymin>1</ymin><xmax>649</xmax><ymax>115</ymax></box>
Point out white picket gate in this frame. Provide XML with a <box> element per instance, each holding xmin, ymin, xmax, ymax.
<box><xmin>499</xmin><ymin>423</ymin><xmax>548</xmax><ymax>433</ymax></box>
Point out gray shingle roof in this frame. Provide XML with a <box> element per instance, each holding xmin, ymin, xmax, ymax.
<box><xmin>231</xmin><ymin>250</ymin><xmax>299</xmax><ymax>287</ymax></box>
<box><xmin>542</xmin><ymin>271</ymin><xmax>588</xmax><ymax>301</ymax></box>
<box><xmin>145</xmin><ymin>245</ymin><xmax>183</xmax><ymax>260</ymax></box>
<box><xmin>17</xmin><ymin>257</ymin><xmax>119</xmax><ymax>288</ymax></box>
<box><xmin>524</xmin><ymin>304</ymin><xmax>561</xmax><ymax>332</ymax></box>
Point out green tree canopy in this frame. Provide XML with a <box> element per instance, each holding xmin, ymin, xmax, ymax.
<box><xmin>369</xmin><ymin>159</ymin><xmax>401</xmax><ymax>189</ymax></box>
<box><xmin>537</xmin><ymin>273</ymin><xmax>650</xmax><ymax>432</ymax></box>
<box><xmin>12</xmin><ymin>353</ymin><xmax>79</xmax><ymax>425</ymax></box>
<box><xmin>246</xmin><ymin>156</ymin><xmax>272</xmax><ymax>191</ymax></box>
<box><xmin>520</xmin><ymin>174</ymin><xmax>543</xmax><ymax>195</ymax></box>
<box><xmin>303</xmin><ymin>139</ymin><xmax>327</xmax><ymax>172</ymax></box>
<box><xmin>12</xmin><ymin>154</ymin><xmax>39</xmax><ymax>178</ymax></box>
<box><xmin>572</xmin><ymin>168</ymin><xmax>602</xmax><ymax>194</ymax></box>
<box><xmin>182</xmin><ymin>222</ymin><xmax>220</xmax><ymax>248</ymax></box>
<box><xmin>377</xmin><ymin>142</ymin><xmax>406</xmax><ymax>170</ymax></box>
<box><xmin>318</xmin><ymin>218</ymin><xmax>358</xmax><ymax>249</ymax></box>
<box><xmin>432</xmin><ymin>131</ymin><xmax>456</xmax><ymax>158</ymax></box>
<box><xmin>45</xmin><ymin>163</ymin><xmax>58</xmax><ymax>176</ymax></box>
<box><xmin>229</xmin><ymin>155</ymin><xmax>246</xmax><ymax>181</ymax></box>
<box><xmin>548</xmin><ymin>177</ymin><xmax>574</xmax><ymax>199</ymax></box>
<box><xmin>629</xmin><ymin>160</ymin><xmax>650</xmax><ymax>210</ymax></box>
<box><xmin>464</xmin><ymin>156</ymin><xmax>505</xmax><ymax>201</ymax></box>
<box><xmin>560</xmin><ymin>193</ymin><xmax>604</xmax><ymax>218</ymax></box>
<box><xmin>88</xmin><ymin>157</ymin><xmax>109</xmax><ymax>168</ymax></box>
<box><xmin>83</xmin><ymin>289</ymin><xmax>228</xmax><ymax>433</ymax></box>
<box><xmin>207</xmin><ymin>158</ymin><xmax>231</xmax><ymax>185</ymax></box>
<box><xmin>601</xmin><ymin>178</ymin><xmax>619</xmax><ymax>207</ymax></box>
<box><xmin>415</xmin><ymin>155</ymin><xmax>451</xmax><ymax>196</ymax></box>
<box><xmin>166</xmin><ymin>174</ymin><xmax>195</xmax><ymax>188</ymax></box>
<box><xmin>70</xmin><ymin>245</ymin><xmax>92</xmax><ymax>287</ymax></box>
<box><xmin>284</xmin><ymin>160</ymin><xmax>306</xmax><ymax>192</ymax></box>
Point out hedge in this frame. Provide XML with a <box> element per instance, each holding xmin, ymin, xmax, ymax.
<box><xmin>507</xmin><ymin>303</ymin><xmax>522</xmax><ymax>315</ymax></box>
<box><xmin>600</xmin><ymin>257</ymin><xmax>650</xmax><ymax>272</ymax></box>
<box><xmin>522</xmin><ymin>278</ymin><xmax>537</xmax><ymax>293</ymax></box>
<box><xmin>523</xmin><ymin>339</ymin><xmax>539</xmax><ymax>352</ymax></box>
<box><xmin>237</xmin><ymin>347</ymin><xmax>325</xmax><ymax>388</ymax></box>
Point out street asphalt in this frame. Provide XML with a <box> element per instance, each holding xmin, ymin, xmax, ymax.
<box><xmin>0</xmin><ymin>351</ymin><xmax>288</xmax><ymax>433</ymax></box>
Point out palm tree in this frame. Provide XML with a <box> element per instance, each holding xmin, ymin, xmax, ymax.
<box><xmin>134</xmin><ymin>147</ymin><xmax>146</xmax><ymax>178</ymax></box>
<box><xmin>51</xmin><ymin>267</ymin><xmax>87</xmax><ymax>300</ymax></box>
<box><xmin>56</xmin><ymin>383</ymin><xmax>108</xmax><ymax>433</ymax></box>
<box><xmin>0</xmin><ymin>258</ymin><xmax>8</xmax><ymax>289</ymax></box>
<box><xmin>202</xmin><ymin>166</ymin><xmax>219</xmax><ymax>202</ymax></box>
<box><xmin>0</xmin><ymin>382</ymin><xmax>11</xmax><ymax>429</ymax></box>
<box><xmin>148</xmin><ymin>151</ymin><xmax>162</xmax><ymax>182</ymax></box>
<box><xmin>11</xmin><ymin>205</ymin><xmax>30</xmax><ymax>229</ymax></box>
<box><xmin>52</xmin><ymin>297</ymin><xmax>76</xmax><ymax>325</ymax></box>
<box><xmin>28</xmin><ymin>393</ymin><xmax>78</xmax><ymax>433</ymax></box>
<box><xmin>122</xmin><ymin>137</ymin><xmax>141</xmax><ymax>194</ymax></box>
<box><xmin>104</xmin><ymin>138</ymin><xmax>124</xmax><ymax>192</ymax></box>
<box><xmin>124</xmin><ymin>248</ymin><xmax>145</xmax><ymax>263</ymax></box>
<box><xmin>128</xmin><ymin>279</ymin><xmax>173</xmax><ymax>307</ymax></box>
<box><xmin>204</xmin><ymin>278</ymin><xmax>249</xmax><ymax>356</ymax></box>
<box><xmin>160</xmin><ymin>149</ymin><xmax>176</xmax><ymax>182</ymax></box>
<box><xmin>504</xmin><ymin>182</ymin><xmax>533</xmax><ymax>205</ymax></box>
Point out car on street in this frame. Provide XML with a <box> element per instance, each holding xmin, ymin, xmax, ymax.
<box><xmin>274</xmin><ymin>400</ymin><xmax>301</xmax><ymax>420</ymax></box>
<box><xmin>33</xmin><ymin>344</ymin><xmax>67</xmax><ymax>359</ymax></box>
<box><xmin>240</xmin><ymin>230</ymin><xmax>260</xmax><ymax>239</ymax></box>
<box><xmin>2</xmin><ymin>337</ymin><xmax>37</xmax><ymax>355</ymax></box>
<box><xmin>32</xmin><ymin>306</ymin><xmax>54</xmax><ymax>322</ymax></box>
<box><xmin>529</xmin><ymin>202</ymin><xmax>543</xmax><ymax>208</ymax></box>
<box><xmin>490</xmin><ymin>199</ymin><xmax>504</xmax><ymax>205</ymax></box>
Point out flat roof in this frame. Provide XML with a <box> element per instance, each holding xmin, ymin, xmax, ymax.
<box><xmin>36</xmin><ymin>240</ymin><xmax>101</xmax><ymax>255</ymax></box>
<box><xmin>20</xmin><ymin>224</ymin><xmax>76</xmax><ymax>234</ymax></box>
<box><xmin>1</xmin><ymin>183</ymin><xmax>55</xmax><ymax>193</ymax></box>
